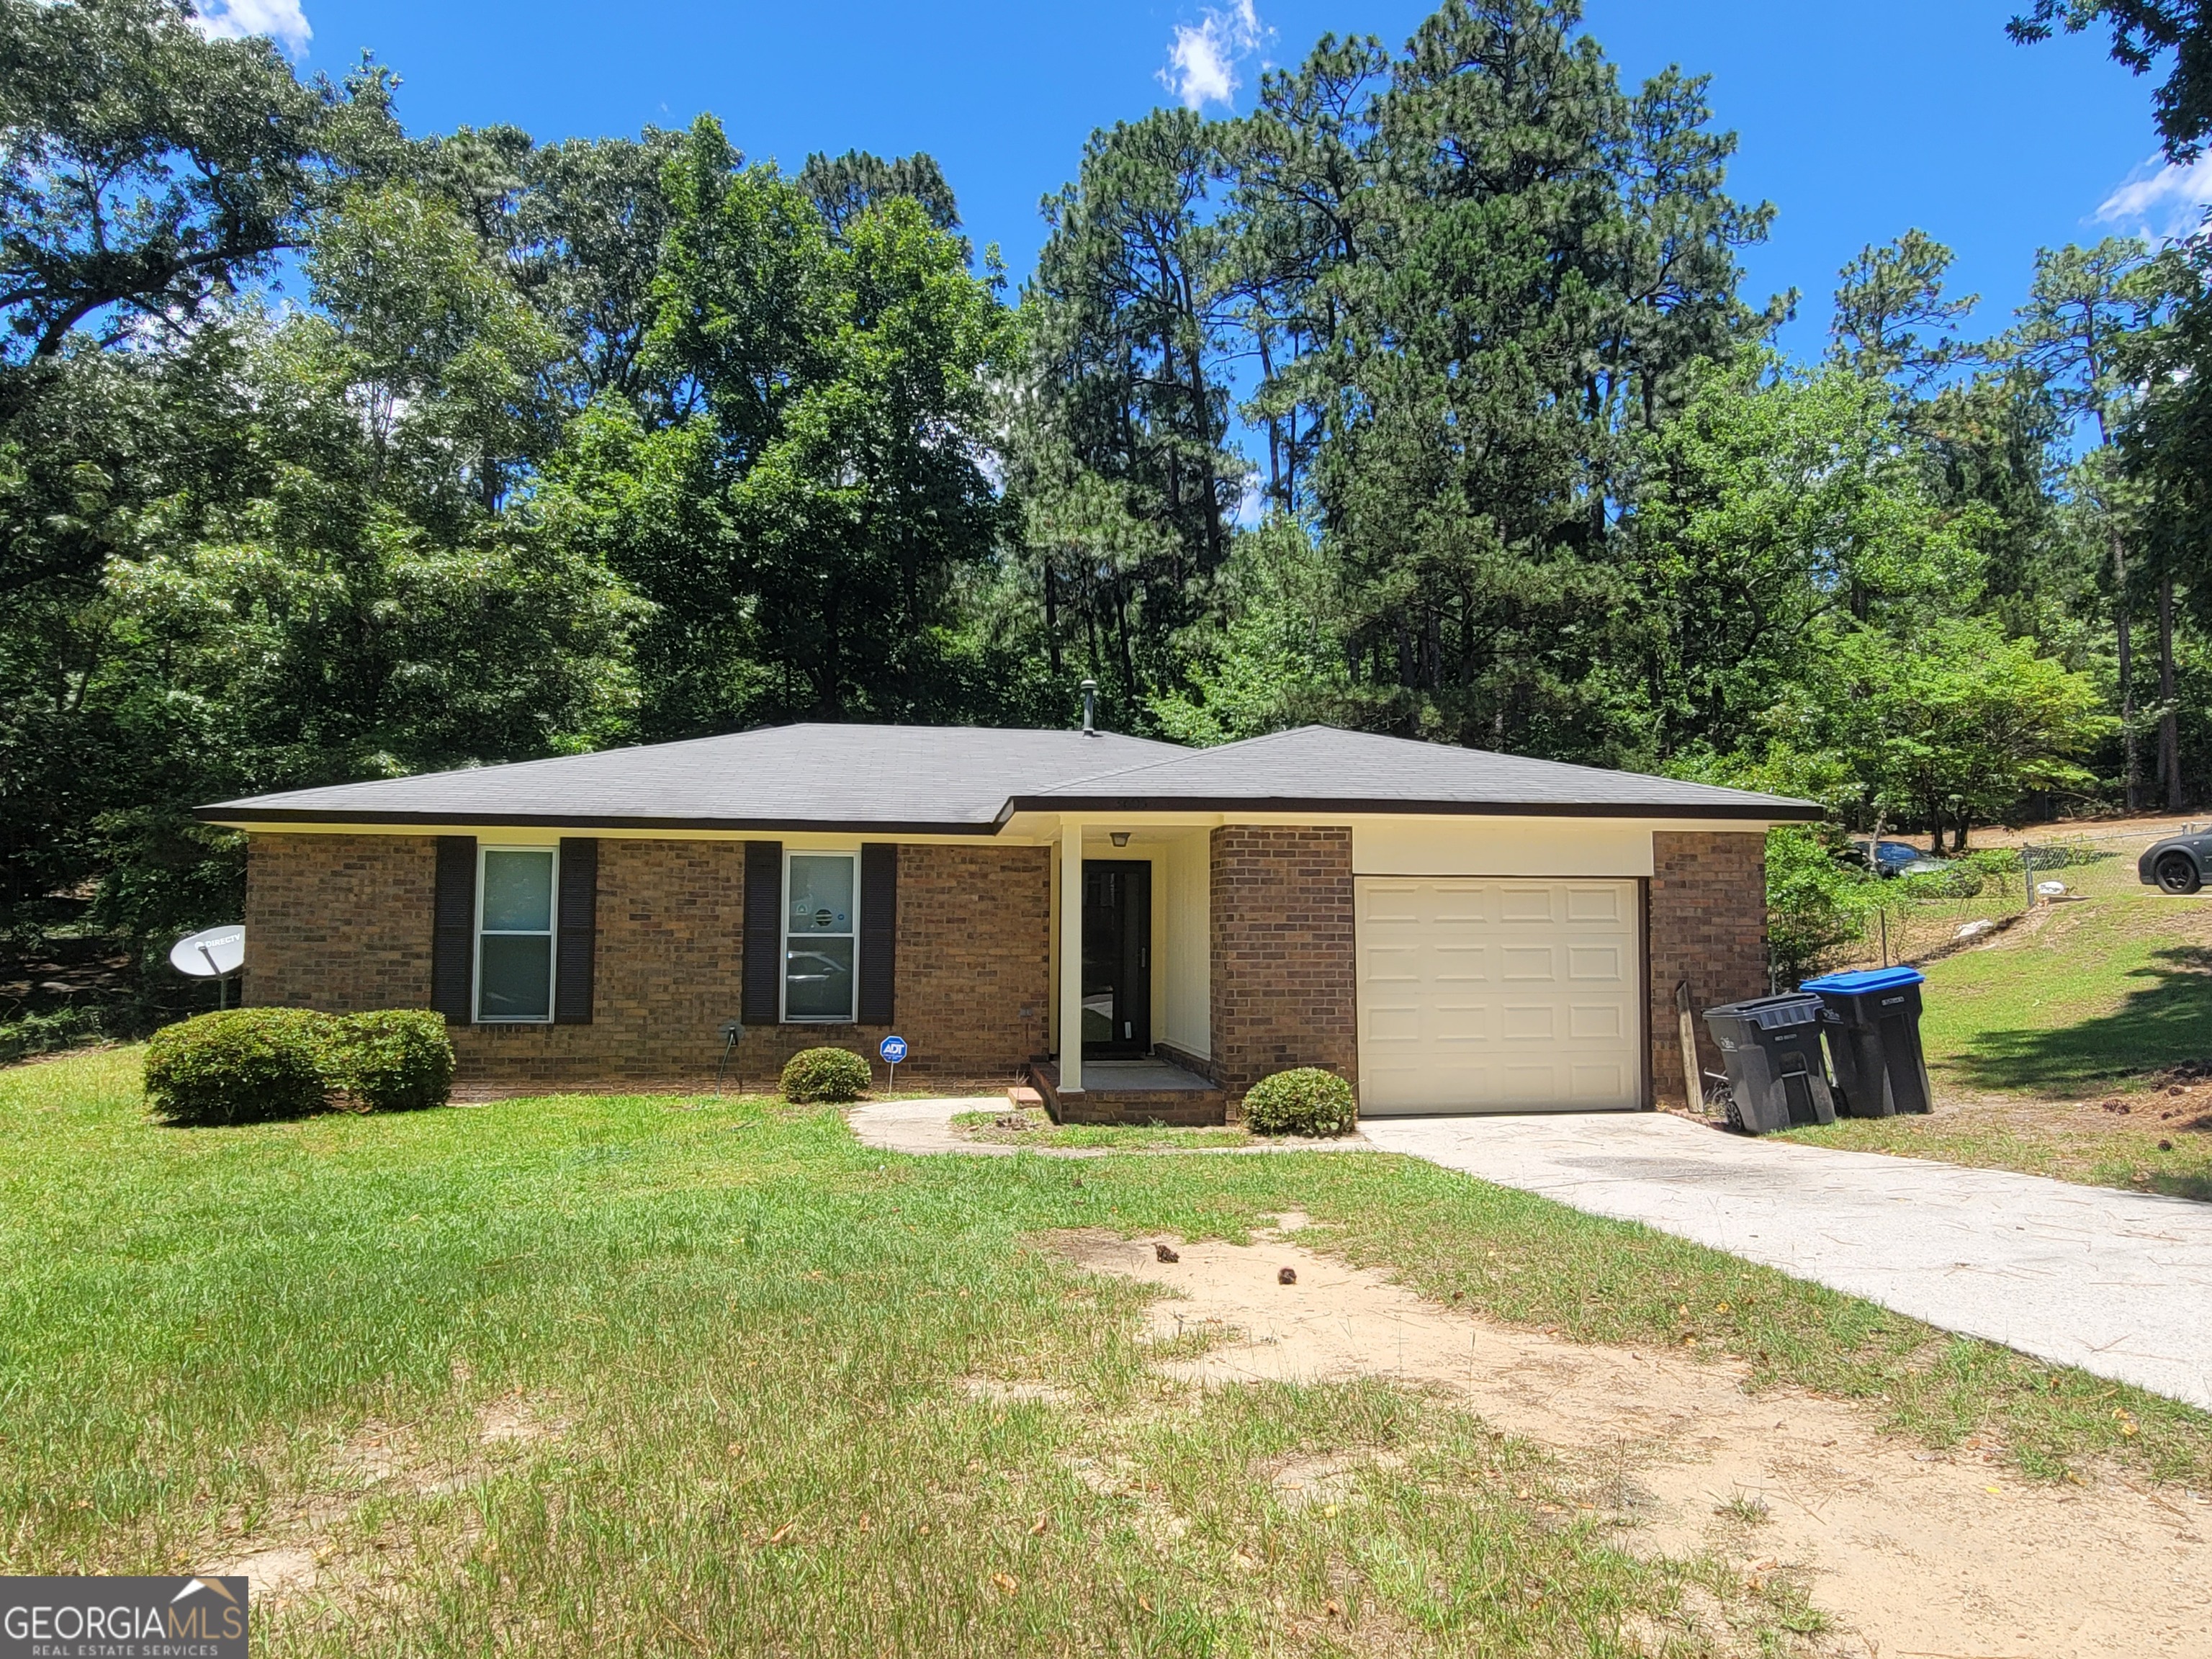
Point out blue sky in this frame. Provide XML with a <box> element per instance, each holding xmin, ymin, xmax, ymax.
<box><xmin>208</xmin><ymin>0</ymin><xmax>2195</xmax><ymax>361</ymax></box>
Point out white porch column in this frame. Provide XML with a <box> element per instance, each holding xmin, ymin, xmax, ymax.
<box><xmin>1057</xmin><ymin>820</ymin><xmax>1084</xmax><ymax>1092</ymax></box>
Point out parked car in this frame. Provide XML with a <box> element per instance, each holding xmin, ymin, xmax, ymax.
<box><xmin>2138</xmin><ymin>832</ymin><xmax>2212</xmax><ymax>894</ymax></box>
<box><xmin>1849</xmin><ymin>839</ymin><xmax>1952</xmax><ymax>878</ymax></box>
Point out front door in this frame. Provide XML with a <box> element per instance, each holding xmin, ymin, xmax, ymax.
<box><xmin>1082</xmin><ymin>860</ymin><xmax>1151</xmax><ymax>1056</ymax></box>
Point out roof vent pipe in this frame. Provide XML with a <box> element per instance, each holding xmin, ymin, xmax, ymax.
<box><xmin>1080</xmin><ymin>678</ymin><xmax>1097</xmax><ymax>735</ymax></box>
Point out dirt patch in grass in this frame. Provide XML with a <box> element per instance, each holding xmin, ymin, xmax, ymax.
<box><xmin>201</xmin><ymin>1391</ymin><xmax>571</xmax><ymax>1612</ymax></box>
<box><xmin>1050</xmin><ymin>1221</ymin><xmax>2212</xmax><ymax>1658</ymax></box>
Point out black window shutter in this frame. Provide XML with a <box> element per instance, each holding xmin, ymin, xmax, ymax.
<box><xmin>554</xmin><ymin>837</ymin><xmax>598</xmax><ymax>1024</ymax></box>
<box><xmin>858</xmin><ymin>842</ymin><xmax>897</xmax><ymax>1025</ymax></box>
<box><xmin>431</xmin><ymin>836</ymin><xmax>477</xmax><ymax>1024</ymax></box>
<box><xmin>742</xmin><ymin>840</ymin><xmax>783</xmax><ymax>1025</ymax></box>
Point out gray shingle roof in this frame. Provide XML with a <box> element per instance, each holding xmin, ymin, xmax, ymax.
<box><xmin>199</xmin><ymin>724</ymin><xmax>1187</xmax><ymax>832</ymax></box>
<box><xmin>199</xmin><ymin>721</ymin><xmax>1819</xmax><ymax>830</ymax></box>
<box><xmin>1020</xmin><ymin>726</ymin><xmax>1817</xmax><ymax>820</ymax></box>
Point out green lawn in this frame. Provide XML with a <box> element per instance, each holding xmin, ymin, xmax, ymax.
<box><xmin>1783</xmin><ymin>889</ymin><xmax>2212</xmax><ymax>1197</ymax></box>
<box><xmin>1917</xmin><ymin>890</ymin><xmax>2212</xmax><ymax>1094</ymax></box>
<box><xmin>4</xmin><ymin>1048</ymin><xmax>2208</xmax><ymax>1655</ymax></box>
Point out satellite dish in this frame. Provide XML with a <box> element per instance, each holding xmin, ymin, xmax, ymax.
<box><xmin>170</xmin><ymin>925</ymin><xmax>245</xmax><ymax>979</ymax></box>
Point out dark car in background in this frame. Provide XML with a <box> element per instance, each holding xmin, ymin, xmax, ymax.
<box><xmin>2139</xmin><ymin>832</ymin><xmax>2212</xmax><ymax>894</ymax></box>
<box><xmin>1850</xmin><ymin>839</ymin><xmax>1951</xmax><ymax>878</ymax></box>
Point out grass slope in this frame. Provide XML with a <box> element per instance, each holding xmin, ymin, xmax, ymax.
<box><xmin>1920</xmin><ymin>892</ymin><xmax>2212</xmax><ymax>1094</ymax></box>
<box><xmin>4</xmin><ymin>1049</ymin><xmax>2207</xmax><ymax>1655</ymax></box>
<box><xmin>1786</xmin><ymin>890</ymin><xmax>2212</xmax><ymax>1197</ymax></box>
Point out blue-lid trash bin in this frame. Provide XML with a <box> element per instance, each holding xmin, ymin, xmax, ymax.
<box><xmin>1701</xmin><ymin>992</ymin><xmax>1838</xmax><ymax>1133</ymax></box>
<box><xmin>1799</xmin><ymin>966</ymin><xmax>1932</xmax><ymax>1118</ymax></box>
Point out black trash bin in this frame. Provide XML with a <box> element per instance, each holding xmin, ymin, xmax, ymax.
<box><xmin>1701</xmin><ymin>992</ymin><xmax>1838</xmax><ymax>1133</ymax></box>
<box><xmin>1800</xmin><ymin>966</ymin><xmax>1932</xmax><ymax>1118</ymax></box>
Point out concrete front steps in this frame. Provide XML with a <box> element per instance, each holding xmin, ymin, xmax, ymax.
<box><xmin>1023</xmin><ymin>1056</ymin><xmax>1228</xmax><ymax>1126</ymax></box>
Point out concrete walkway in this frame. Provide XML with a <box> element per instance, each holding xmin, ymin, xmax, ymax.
<box><xmin>1360</xmin><ymin>1112</ymin><xmax>2212</xmax><ymax>1411</ymax></box>
<box><xmin>847</xmin><ymin>1096</ymin><xmax>1376</xmax><ymax>1159</ymax></box>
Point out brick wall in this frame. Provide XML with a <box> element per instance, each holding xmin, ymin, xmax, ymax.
<box><xmin>246</xmin><ymin>834</ymin><xmax>439</xmax><ymax>1012</ymax></box>
<box><xmin>243</xmin><ymin>834</ymin><xmax>1049</xmax><ymax>1092</ymax></box>
<box><xmin>1208</xmin><ymin>825</ymin><xmax>1358</xmax><ymax>1099</ymax></box>
<box><xmin>1647</xmin><ymin>830</ymin><xmax>1769</xmax><ymax>1107</ymax></box>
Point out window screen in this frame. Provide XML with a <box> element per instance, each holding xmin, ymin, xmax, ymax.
<box><xmin>784</xmin><ymin>852</ymin><xmax>856</xmax><ymax>1022</ymax></box>
<box><xmin>478</xmin><ymin>848</ymin><xmax>556</xmax><ymax>1022</ymax></box>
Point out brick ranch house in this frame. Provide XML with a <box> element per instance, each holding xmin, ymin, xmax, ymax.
<box><xmin>200</xmin><ymin>723</ymin><xmax>1818</xmax><ymax>1122</ymax></box>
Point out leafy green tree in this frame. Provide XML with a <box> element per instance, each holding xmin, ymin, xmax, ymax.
<box><xmin>1616</xmin><ymin>357</ymin><xmax>1991</xmax><ymax>763</ymax></box>
<box><xmin>2008</xmin><ymin>237</ymin><xmax>2172</xmax><ymax>806</ymax></box>
<box><xmin>1269</xmin><ymin>0</ymin><xmax>1775</xmax><ymax>754</ymax></box>
<box><xmin>1220</xmin><ymin>32</ymin><xmax>1392</xmax><ymax>515</ymax></box>
<box><xmin>547</xmin><ymin>116</ymin><xmax>1012</xmax><ymax>733</ymax></box>
<box><xmin>305</xmin><ymin>186</ymin><xmax>567</xmax><ymax>517</ymax></box>
<box><xmin>1016</xmin><ymin>106</ymin><xmax>1248</xmax><ymax>715</ymax></box>
<box><xmin>798</xmin><ymin>148</ymin><xmax>961</xmax><ymax>237</ymax></box>
<box><xmin>0</xmin><ymin>0</ymin><xmax>375</xmax><ymax>366</ymax></box>
<box><xmin>513</xmin><ymin>131</ymin><xmax>688</xmax><ymax>414</ymax></box>
<box><xmin>1829</xmin><ymin>230</ymin><xmax>1981</xmax><ymax>390</ymax></box>
<box><xmin>1773</xmin><ymin>619</ymin><xmax>2111</xmax><ymax>850</ymax></box>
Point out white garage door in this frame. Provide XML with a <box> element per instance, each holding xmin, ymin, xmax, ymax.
<box><xmin>1356</xmin><ymin>877</ymin><xmax>1642</xmax><ymax>1116</ymax></box>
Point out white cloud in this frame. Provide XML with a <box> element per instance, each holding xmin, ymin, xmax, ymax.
<box><xmin>1159</xmin><ymin>1</ymin><xmax>1268</xmax><ymax>111</ymax></box>
<box><xmin>2095</xmin><ymin>150</ymin><xmax>2212</xmax><ymax>244</ymax></box>
<box><xmin>192</xmin><ymin>0</ymin><xmax>312</xmax><ymax>58</ymax></box>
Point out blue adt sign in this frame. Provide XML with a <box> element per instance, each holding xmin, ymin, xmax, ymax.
<box><xmin>878</xmin><ymin>1035</ymin><xmax>909</xmax><ymax>1065</ymax></box>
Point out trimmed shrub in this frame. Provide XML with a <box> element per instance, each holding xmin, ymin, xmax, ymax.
<box><xmin>143</xmin><ymin>1007</ymin><xmax>337</xmax><ymax>1126</ymax></box>
<box><xmin>781</xmin><ymin>1046</ymin><xmax>871</xmax><ymax>1104</ymax></box>
<box><xmin>331</xmin><ymin>1011</ymin><xmax>454</xmax><ymax>1113</ymax></box>
<box><xmin>1241</xmin><ymin>1066</ymin><xmax>1357</xmax><ymax>1137</ymax></box>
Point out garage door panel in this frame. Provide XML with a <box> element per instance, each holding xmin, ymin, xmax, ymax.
<box><xmin>1362</xmin><ymin>943</ymin><xmax>1422</xmax><ymax>981</ymax></box>
<box><xmin>1568</xmin><ymin>944</ymin><xmax>1625</xmax><ymax>981</ymax></box>
<box><xmin>1499</xmin><ymin>1004</ymin><xmax>1555</xmax><ymax>1040</ymax></box>
<box><xmin>1498</xmin><ymin>886</ymin><xmax>1557</xmax><ymax>922</ymax></box>
<box><xmin>1431</xmin><ymin>889</ymin><xmax>1491</xmax><ymax>925</ymax></box>
<box><xmin>1571</xmin><ymin>1062</ymin><xmax>1629</xmax><ymax>1101</ymax></box>
<box><xmin>1499</xmin><ymin>945</ymin><xmax>1557</xmax><ymax>981</ymax></box>
<box><xmin>1357</xmin><ymin>876</ymin><xmax>1640</xmax><ymax>1117</ymax></box>
<box><xmin>1568</xmin><ymin>1002</ymin><xmax>1623</xmax><ymax>1040</ymax></box>
<box><xmin>1359</xmin><ymin>884</ymin><xmax>1424</xmax><ymax>925</ymax></box>
<box><xmin>1565</xmin><ymin>885</ymin><xmax>1627</xmax><ymax>923</ymax></box>
<box><xmin>1500</xmin><ymin>1062</ymin><xmax>1563</xmax><ymax>1100</ymax></box>
<box><xmin>1431</xmin><ymin>1003</ymin><xmax>1490</xmax><ymax>1040</ymax></box>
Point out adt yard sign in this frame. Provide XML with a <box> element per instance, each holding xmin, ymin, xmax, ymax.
<box><xmin>878</xmin><ymin>1035</ymin><xmax>908</xmax><ymax>1065</ymax></box>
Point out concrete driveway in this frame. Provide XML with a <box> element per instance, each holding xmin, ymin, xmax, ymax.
<box><xmin>1360</xmin><ymin>1112</ymin><xmax>2212</xmax><ymax>1411</ymax></box>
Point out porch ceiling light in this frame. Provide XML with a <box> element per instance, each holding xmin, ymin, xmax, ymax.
<box><xmin>1110</xmin><ymin>831</ymin><xmax>1130</xmax><ymax>847</ymax></box>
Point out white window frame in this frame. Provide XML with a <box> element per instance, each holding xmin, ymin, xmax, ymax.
<box><xmin>781</xmin><ymin>848</ymin><xmax>859</xmax><ymax>1025</ymax></box>
<box><xmin>474</xmin><ymin>843</ymin><xmax>559</xmax><ymax>1025</ymax></box>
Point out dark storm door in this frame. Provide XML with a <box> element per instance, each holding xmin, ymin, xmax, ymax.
<box><xmin>1082</xmin><ymin>860</ymin><xmax>1151</xmax><ymax>1057</ymax></box>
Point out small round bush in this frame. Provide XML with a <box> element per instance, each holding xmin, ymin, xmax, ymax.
<box><xmin>781</xmin><ymin>1046</ymin><xmax>872</xmax><ymax>1104</ymax></box>
<box><xmin>144</xmin><ymin>1007</ymin><xmax>338</xmax><ymax>1127</ymax></box>
<box><xmin>332</xmin><ymin>1011</ymin><xmax>455</xmax><ymax>1112</ymax></box>
<box><xmin>1241</xmin><ymin>1066</ymin><xmax>1357</xmax><ymax>1137</ymax></box>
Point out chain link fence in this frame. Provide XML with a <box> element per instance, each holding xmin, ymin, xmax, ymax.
<box><xmin>1812</xmin><ymin>822</ymin><xmax>2187</xmax><ymax>977</ymax></box>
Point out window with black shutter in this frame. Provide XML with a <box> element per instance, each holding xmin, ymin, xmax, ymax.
<box><xmin>858</xmin><ymin>843</ymin><xmax>897</xmax><ymax>1025</ymax></box>
<box><xmin>554</xmin><ymin>838</ymin><xmax>598</xmax><ymax>1024</ymax></box>
<box><xmin>431</xmin><ymin>837</ymin><xmax>477</xmax><ymax>1024</ymax></box>
<box><xmin>742</xmin><ymin>840</ymin><xmax>782</xmax><ymax>1024</ymax></box>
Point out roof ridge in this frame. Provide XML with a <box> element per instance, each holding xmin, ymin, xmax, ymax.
<box><xmin>1033</xmin><ymin>727</ymin><xmax>1304</xmax><ymax>793</ymax></box>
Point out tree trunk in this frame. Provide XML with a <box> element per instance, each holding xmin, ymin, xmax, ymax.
<box><xmin>2116</xmin><ymin>525</ymin><xmax>2139</xmax><ymax>811</ymax></box>
<box><xmin>2160</xmin><ymin>572</ymin><xmax>2182</xmax><ymax>809</ymax></box>
<box><xmin>1043</xmin><ymin>560</ymin><xmax>1061</xmax><ymax>678</ymax></box>
<box><xmin>1255</xmin><ymin>324</ymin><xmax>1282</xmax><ymax>510</ymax></box>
